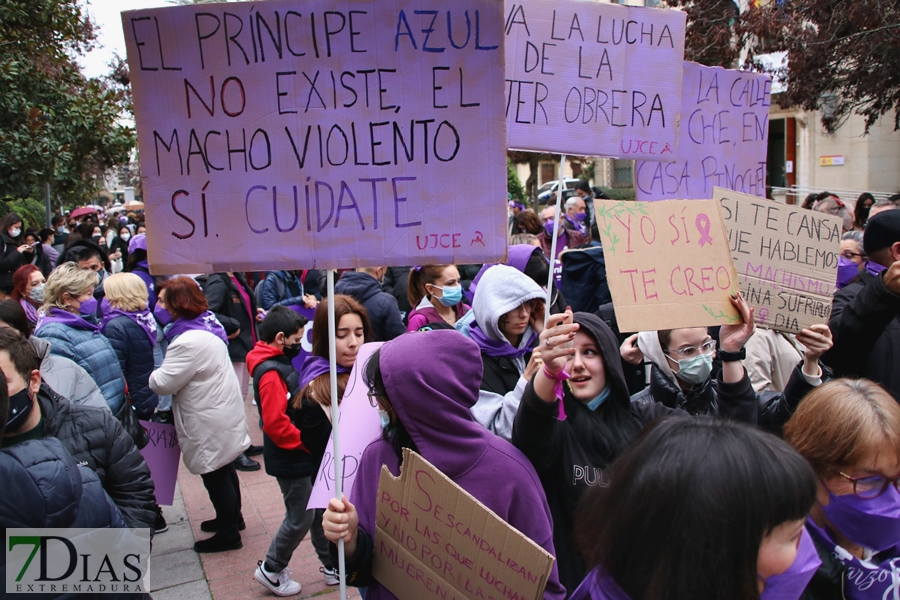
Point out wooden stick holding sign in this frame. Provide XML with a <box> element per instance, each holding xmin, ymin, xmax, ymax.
<box><xmin>594</xmin><ymin>199</ymin><xmax>740</xmax><ymax>331</ymax></box>
<box><xmin>716</xmin><ymin>187</ymin><xmax>842</xmax><ymax>333</ymax></box>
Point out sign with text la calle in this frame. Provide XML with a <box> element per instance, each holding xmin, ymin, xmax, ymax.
<box><xmin>124</xmin><ymin>0</ymin><xmax>508</xmax><ymax>274</ymax></box>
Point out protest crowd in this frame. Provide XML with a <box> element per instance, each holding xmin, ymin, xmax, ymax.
<box><xmin>0</xmin><ymin>189</ymin><xmax>898</xmax><ymax>600</ymax></box>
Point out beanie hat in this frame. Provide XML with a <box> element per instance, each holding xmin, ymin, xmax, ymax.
<box><xmin>863</xmin><ymin>210</ymin><xmax>900</xmax><ymax>254</ymax></box>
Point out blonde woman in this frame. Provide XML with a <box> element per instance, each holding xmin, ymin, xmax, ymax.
<box><xmin>34</xmin><ymin>262</ymin><xmax>125</xmax><ymax>413</ymax></box>
<box><xmin>101</xmin><ymin>273</ymin><xmax>158</xmax><ymax>420</ymax></box>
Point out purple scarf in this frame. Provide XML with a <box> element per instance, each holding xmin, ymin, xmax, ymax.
<box><xmin>298</xmin><ymin>355</ymin><xmax>350</xmax><ymax>390</ymax></box>
<box><xmin>865</xmin><ymin>260</ymin><xmax>889</xmax><ymax>278</ymax></box>
<box><xmin>19</xmin><ymin>298</ymin><xmax>37</xmax><ymax>325</ymax></box>
<box><xmin>570</xmin><ymin>568</ymin><xmax>632</xmax><ymax>600</ymax></box>
<box><xmin>807</xmin><ymin>521</ymin><xmax>900</xmax><ymax>600</ymax></box>
<box><xmin>164</xmin><ymin>311</ymin><xmax>228</xmax><ymax>344</ymax></box>
<box><xmin>468</xmin><ymin>322</ymin><xmax>537</xmax><ymax>358</ymax></box>
<box><xmin>100</xmin><ymin>308</ymin><xmax>158</xmax><ymax>346</ymax></box>
<box><xmin>35</xmin><ymin>307</ymin><xmax>99</xmax><ymax>333</ymax></box>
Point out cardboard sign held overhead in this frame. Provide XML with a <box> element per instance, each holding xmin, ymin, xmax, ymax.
<box><xmin>594</xmin><ymin>199</ymin><xmax>740</xmax><ymax>331</ymax></box>
<box><xmin>717</xmin><ymin>188</ymin><xmax>841</xmax><ymax>333</ymax></box>
<box><xmin>635</xmin><ymin>62</ymin><xmax>771</xmax><ymax>200</ymax></box>
<box><xmin>504</xmin><ymin>0</ymin><xmax>686</xmax><ymax>160</ymax></box>
<box><xmin>123</xmin><ymin>0</ymin><xmax>508</xmax><ymax>274</ymax></box>
<box><xmin>373</xmin><ymin>449</ymin><xmax>555</xmax><ymax>600</ymax></box>
<box><xmin>307</xmin><ymin>342</ymin><xmax>384</xmax><ymax>510</ymax></box>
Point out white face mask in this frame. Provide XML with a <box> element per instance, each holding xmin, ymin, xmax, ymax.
<box><xmin>9</xmin><ymin>228</ymin><xmax>21</xmax><ymax>238</ymax></box>
<box><xmin>121</xmin><ymin>233</ymin><xmax>131</xmax><ymax>241</ymax></box>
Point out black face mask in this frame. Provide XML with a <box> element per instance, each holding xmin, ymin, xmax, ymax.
<box><xmin>283</xmin><ymin>343</ymin><xmax>302</xmax><ymax>359</ymax></box>
<box><xmin>5</xmin><ymin>387</ymin><xmax>33</xmax><ymax>433</ymax></box>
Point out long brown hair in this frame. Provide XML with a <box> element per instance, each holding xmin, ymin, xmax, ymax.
<box><xmin>295</xmin><ymin>294</ymin><xmax>373</xmax><ymax>409</ymax></box>
<box><xmin>406</xmin><ymin>265</ymin><xmax>450</xmax><ymax>308</ymax></box>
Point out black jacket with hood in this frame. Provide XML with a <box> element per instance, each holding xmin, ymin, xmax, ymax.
<box><xmin>512</xmin><ymin>313</ymin><xmax>683</xmax><ymax>594</ymax></box>
<box><xmin>824</xmin><ymin>268</ymin><xmax>900</xmax><ymax>401</ymax></box>
<box><xmin>334</xmin><ymin>271</ymin><xmax>405</xmax><ymax>342</ymax></box>
<box><xmin>38</xmin><ymin>385</ymin><xmax>157</xmax><ymax>530</ymax></box>
<box><xmin>201</xmin><ymin>273</ymin><xmax>255</xmax><ymax>362</ymax></box>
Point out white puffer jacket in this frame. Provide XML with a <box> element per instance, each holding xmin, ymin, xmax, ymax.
<box><xmin>149</xmin><ymin>330</ymin><xmax>250</xmax><ymax>475</ymax></box>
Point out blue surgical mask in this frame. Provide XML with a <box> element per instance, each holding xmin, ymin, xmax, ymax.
<box><xmin>586</xmin><ymin>386</ymin><xmax>611</xmax><ymax>411</ymax></box>
<box><xmin>78</xmin><ymin>296</ymin><xmax>98</xmax><ymax>317</ymax></box>
<box><xmin>669</xmin><ymin>353</ymin><xmax>713</xmax><ymax>385</ymax></box>
<box><xmin>378</xmin><ymin>409</ymin><xmax>391</xmax><ymax>428</ymax></box>
<box><xmin>435</xmin><ymin>285</ymin><xmax>463</xmax><ymax>307</ymax></box>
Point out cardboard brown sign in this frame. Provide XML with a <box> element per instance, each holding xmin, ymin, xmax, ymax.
<box><xmin>372</xmin><ymin>450</ymin><xmax>555</xmax><ymax>600</ymax></box>
<box><xmin>717</xmin><ymin>188</ymin><xmax>842</xmax><ymax>333</ymax></box>
<box><xmin>594</xmin><ymin>199</ymin><xmax>740</xmax><ymax>331</ymax></box>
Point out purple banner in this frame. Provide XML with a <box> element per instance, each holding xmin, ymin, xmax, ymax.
<box><xmin>635</xmin><ymin>62</ymin><xmax>771</xmax><ymax>201</ymax></box>
<box><xmin>138</xmin><ymin>420</ymin><xmax>181</xmax><ymax>506</ymax></box>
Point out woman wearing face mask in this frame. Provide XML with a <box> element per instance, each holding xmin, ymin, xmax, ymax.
<box><xmin>10</xmin><ymin>265</ymin><xmax>44</xmax><ymax>325</ymax></box>
<box><xmin>468</xmin><ymin>265</ymin><xmax>546</xmax><ymax>440</ymax></box>
<box><xmin>149</xmin><ymin>277</ymin><xmax>251</xmax><ymax>553</ymax></box>
<box><xmin>0</xmin><ymin>213</ymin><xmax>34</xmax><ymax>295</ymax></box>
<box><xmin>322</xmin><ymin>329</ymin><xmax>566</xmax><ymax>600</ymax></box>
<box><xmin>512</xmin><ymin>309</ymin><xmax>686</xmax><ymax>593</ymax></box>
<box><xmin>22</xmin><ymin>230</ymin><xmax>52</xmax><ymax>277</ymax></box>
<box><xmin>837</xmin><ymin>231</ymin><xmax>866</xmax><ymax>289</ymax></box>
<box><xmin>783</xmin><ymin>379</ymin><xmax>900</xmax><ymax>600</ymax></box>
<box><xmin>294</xmin><ymin>295</ymin><xmax>373</xmax><ymax>586</ymax></box>
<box><xmin>406</xmin><ymin>264</ymin><xmax>469</xmax><ymax>331</ymax></box>
<box><xmin>572</xmin><ymin>417</ymin><xmax>820</xmax><ymax>600</ymax></box>
<box><xmin>107</xmin><ymin>226</ymin><xmax>131</xmax><ymax>274</ymax></box>
<box><xmin>100</xmin><ymin>273</ymin><xmax>159</xmax><ymax>421</ymax></box>
<box><xmin>33</xmin><ymin>262</ymin><xmax>126</xmax><ymax>414</ymax></box>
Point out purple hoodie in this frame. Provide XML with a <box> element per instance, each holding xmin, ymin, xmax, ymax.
<box><xmin>349</xmin><ymin>330</ymin><xmax>566</xmax><ymax>599</ymax></box>
<box><xmin>466</xmin><ymin>244</ymin><xmax>540</xmax><ymax>303</ymax></box>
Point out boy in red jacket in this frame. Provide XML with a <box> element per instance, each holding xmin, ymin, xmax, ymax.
<box><xmin>247</xmin><ymin>306</ymin><xmax>324</xmax><ymax>596</ymax></box>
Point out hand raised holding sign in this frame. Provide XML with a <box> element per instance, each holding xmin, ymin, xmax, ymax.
<box><xmin>719</xmin><ymin>293</ymin><xmax>755</xmax><ymax>353</ymax></box>
<box><xmin>323</xmin><ymin>494</ymin><xmax>359</xmax><ymax>559</ymax></box>
<box><xmin>797</xmin><ymin>324</ymin><xmax>833</xmax><ymax>379</ymax></box>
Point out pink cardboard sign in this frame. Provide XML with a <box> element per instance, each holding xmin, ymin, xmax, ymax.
<box><xmin>504</xmin><ymin>0</ymin><xmax>686</xmax><ymax>160</ymax></box>
<box><xmin>123</xmin><ymin>0</ymin><xmax>508</xmax><ymax>275</ymax></box>
<box><xmin>307</xmin><ymin>342</ymin><xmax>384</xmax><ymax>510</ymax></box>
<box><xmin>138</xmin><ymin>420</ymin><xmax>181</xmax><ymax>506</ymax></box>
<box><xmin>635</xmin><ymin>62</ymin><xmax>771</xmax><ymax>200</ymax></box>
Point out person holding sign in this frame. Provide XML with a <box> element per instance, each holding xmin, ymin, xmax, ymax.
<box><xmin>571</xmin><ymin>417</ymin><xmax>819</xmax><ymax>600</ymax></box>
<box><xmin>469</xmin><ymin>265</ymin><xmax>546</xmax><ymax>441</ymax></box>
<box><xmin>825</xmin><ymin>211</ymin><xmax>900</xmax><ymax>402</ymax></box>
<box><xmin>783</xmin><ymin>379</ymin><xmax>900</xmax><ymax>600</ymax></box>
<box><xmin>512</xmin><ymin>311</ymin><xmax>685</xmax><ymax>593</ymax></box>
<box><xmin>406</xmin><ymin>265</ymin><xmax>470</xmax><ymax>331</ymax></box>
<box><xmin>322</xmin><ymin>330</ymin><xmax>566</xmax><ymax>599</ymax></box>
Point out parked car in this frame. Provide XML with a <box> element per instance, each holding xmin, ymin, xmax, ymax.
<box><xmin>537</xmin><ymin>179</ymin><xmax>581</xmax><ymax>204</ymax></box>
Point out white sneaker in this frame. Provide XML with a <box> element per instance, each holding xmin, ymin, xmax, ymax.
<box><xmin>255</xmin><ymin>560</ymin><xmax>301</xmax><ymax>596</ymax></box>
<box><xmin>320</xmin><ymin>566</ymin><xmax>339</xmax><ymax>586</ymax></box>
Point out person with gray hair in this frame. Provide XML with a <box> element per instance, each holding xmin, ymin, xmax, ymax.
<box><xmin>868</xmin><ymin>199</ymin><xmax>899</xmax><ymax>220</ymax></box>
<box><xmin>563</xmin><ymin>195</ymin><xmax>590</xmax><ymax>243</ymax></box>
<box><xmin>838</xmin><ymin>230</ymin><xmax>866</xmax><ymax>289</ymax></box>
<box><xmin>813</xmin><ymin>194</ymin><xmax>855</xmax><ymax>233</ymax></box>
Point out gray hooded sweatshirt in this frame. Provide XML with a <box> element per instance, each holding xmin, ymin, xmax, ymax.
<box><xmin>469</xmin><ymin>265</ymin><xmax>545</xmax><ymax>440</ymax></box>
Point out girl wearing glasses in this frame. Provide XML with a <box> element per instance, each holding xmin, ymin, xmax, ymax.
<box><xmin>783</xmin><ymin>378</ymin><xmax>900</xmax><ymax>600</ymax></box>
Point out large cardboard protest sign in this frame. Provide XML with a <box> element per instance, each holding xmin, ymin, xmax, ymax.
<box><xmin>594</xmin><ymin>199</ymin><xmax>740</xmax><ymax>331</ymax></box>
<box><xmin>717</xmin><ymin>188</ymin><xmax>841</xmax><ymax>333</ymax></box>
<box><xmin>307</xmin><ymin>342</ymin><xmax>384</xmax><ymax>510</ymax></box>
<box><xmin>123</xmin><ymin>0</ymin><xmax>507</xmax><ymax>275</ymax></box>
<box><xmin>373</xmin><ymin>450</ymin><xmax>555</xmax><ymax>600</ymax></box>
<box><xmin>504</xmin><ymin>0</ymin><xmax>686</xmax><ymax>160</ymax></box>
<box><xmin>635</xmin><ymin>63</ymin><xmax>771</xmax><ymax>200</ymax></box>
<box><xmin>139</xmin><ymin>421</ymin><xmax>181</xmax><ymax>506</ymax></box>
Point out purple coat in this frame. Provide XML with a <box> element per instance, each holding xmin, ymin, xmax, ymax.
<box><xmin>349</xmin><ymin>329</ymin><xmax>566</xmax><ymax>599</ymax></box>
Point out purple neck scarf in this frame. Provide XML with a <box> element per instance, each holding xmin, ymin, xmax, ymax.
<box><xmin>298</xmin><ymin>355</ymin><xmax>350</xmax><ymax>390</ymax></box>
<box><xmin>164</xmin><ymin>311</ymin><xmax>228</xmax><ymax>344</ymax></box>
<box><xmin>570</xmin><ymin>568</ymin><xmax>632</xmax><ymax>600</ymax></box>
<box><xmin>19</xmin><ymin>298</ymin><xmax>37</xmax><ymax>324</ymax></box>
<box><xmin>865</xmin><ymin>260</ymin><xmax>889</xmax><ymax>278</ymax></box>
<box><xmin>100</xmin><ymin>308</ymin><xmax>157</xmax><ymax>346</ymax></box>
<box><xmin>566</xmin><ymin>214</ymin><xmax>586</xmax><ymax>235</ymax></box>
<box><xmin>35</xmin><ymin>307</ymin><xmax>99</xmax><ymax>333</ymax></box>
<box><xmin>807</xmin><ymin>520</ymin><xmax>900</xmax><ymax>600</ymax></box>
<box><xmin>468</xmin><ymin>322</ymin><xmax>537</xmax><ymax>359</ymax></box>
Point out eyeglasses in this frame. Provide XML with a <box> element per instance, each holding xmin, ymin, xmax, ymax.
<box><xmin>666</xmin><ymin>340</ymin><xmax>716</xmax><ymax>359</ymax></box>
<box><xmin>838</xmin><ymin>472</ymin><xmax>900</xmax><ymax>499</ymax></box>
<box><xmin>840</xmin><ymin>251</ymin><xmax>864</xmax><ymax>260</ymax></box>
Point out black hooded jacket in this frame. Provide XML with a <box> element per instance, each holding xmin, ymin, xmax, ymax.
<box><xmin>512</xmin><ymin>313</ymin><xmax>682</xmax><ymax>594</ymax></box>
